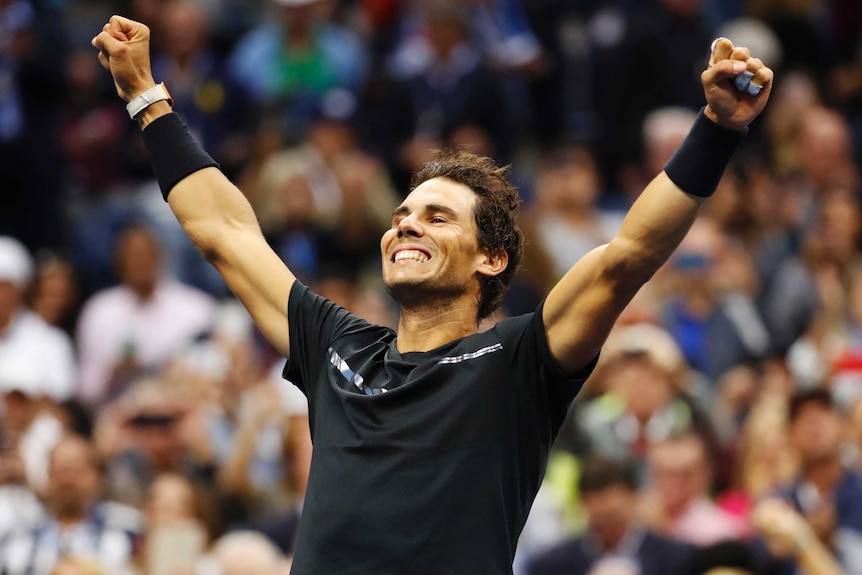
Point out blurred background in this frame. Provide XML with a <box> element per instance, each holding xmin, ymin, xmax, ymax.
<box><xmin>0</xmin><ymin>0</ymin><xmax>861</xmax><ymax>573</ymax></box>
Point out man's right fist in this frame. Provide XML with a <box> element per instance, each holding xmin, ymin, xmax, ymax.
<box><xmin>91</xmin><ymin>15</ymin><xmax>156</xmax><ymax>103</ymax></box>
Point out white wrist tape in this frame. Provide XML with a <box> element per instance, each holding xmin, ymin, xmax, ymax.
<box><xmin>126</xmin><ymin>83</ymin><xmax>173</xmax><ymax>119</ymax></box>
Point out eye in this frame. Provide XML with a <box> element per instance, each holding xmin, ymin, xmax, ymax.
<box><xmin>430</xmin><ymin>216</ymin><xmax>446</xmax><ymax>224</ymax></box>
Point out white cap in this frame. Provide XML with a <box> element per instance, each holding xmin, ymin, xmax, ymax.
<box><xmin>0</xmin><ymin>357</ymin><xmax>43</xmax><ymax>397</ymax></box>
<box><xmin>0</xmin><ymin>236</ymin><xmax>34</xmax><ymax>288</ymax></box>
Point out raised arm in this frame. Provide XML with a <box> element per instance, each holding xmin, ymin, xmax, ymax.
<box><xmin>543</xmin><ymin>39</ymin><xmax>774</xmax><ymax>374</ymax></box>
<box><xmin>92</xmin><ymin>16</ymin><xmax>294</xmax><ymax>356</ymax></box>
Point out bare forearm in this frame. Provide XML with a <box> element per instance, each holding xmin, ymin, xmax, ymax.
<box><xmin>605</xmin><ymin>171</ymin><xmax>706</xmax><ymax>284</ymax></box>
<box><xmin>796</xmin><ymin>536</ymin><xmax>844</xmax><ymax>575</ymax></box>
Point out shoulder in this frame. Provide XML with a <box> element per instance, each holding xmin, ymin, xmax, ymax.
<box><xmin>14</xmin><ymin>311</ymin><xmax>73</xmax><ymax>350</ymax></box>
<box><xmin>159</xmin><ymin>282</ymin><xmax>218</xmax><ymax>313</ymax></box>
<box><xmin>78</xmin><ymin>286</ymin><xmax>133</xmax><ymax>319</ymax></box>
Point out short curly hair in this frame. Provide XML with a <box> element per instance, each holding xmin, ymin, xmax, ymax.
<box><xmin>411</xmin><ymin>151</ymin><xmax>524</xmax><ymax>321</ymax></box>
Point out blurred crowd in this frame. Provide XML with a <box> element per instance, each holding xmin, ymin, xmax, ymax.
<box><xmin>0</xmin><ymin>0</ymin><xmax>861</xmax><ymax>573</ymax></box>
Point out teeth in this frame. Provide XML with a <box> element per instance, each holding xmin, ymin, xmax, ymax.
<box><xmin>394</xmin><ymin>249</ymin><xmax>429</xmax><ymax>263</ymax></box>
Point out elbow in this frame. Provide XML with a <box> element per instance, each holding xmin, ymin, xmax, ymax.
<box><xmin>181</xmin><ymin>219</ymin><xmax>237</xmax><ymax>265</ymax></box>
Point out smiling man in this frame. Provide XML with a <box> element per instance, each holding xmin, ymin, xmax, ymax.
<box><xmin>92</xmin><ymin>15</ymin><xmax>773</xmax><ymax>575</ymax></box>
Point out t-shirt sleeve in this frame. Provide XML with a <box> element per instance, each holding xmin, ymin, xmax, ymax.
<box><xmin>498</xmin><ymin>302</ymin><xmax>598</xmax><ymax>437</ymax></box>
<box><xmin>283</xmin><ymin>281</ymin><xmax>378</xmax><ymax>398</ymax></box>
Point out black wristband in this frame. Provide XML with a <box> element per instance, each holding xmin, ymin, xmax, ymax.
<box><xmin>663</xmin><ymin>108</ymin><xmax>747</xmax><ymax>198</ymax></box>
<box><xmin>141</xmin><ymin>113</ymin><xmax>219</xmax><ymax>201</ymax></box>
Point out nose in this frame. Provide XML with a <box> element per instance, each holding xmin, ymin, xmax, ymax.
<box><xmin>396</xmin><ymin>213</ymin><xmax>423</xmax><ymax>238</ymax></box>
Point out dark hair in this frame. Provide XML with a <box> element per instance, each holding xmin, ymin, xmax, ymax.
<box><xmin>411</xmin><ymin>151</ymin><xmax>524</xmax><ymax>321</ymax></box>
<box><xmin>788</xmin><ymin>387</ymin><xmax>835</xmax><ymax>423</ymax></box>
<box><xmin>686</xmin><ymin>540</ymin><xmax>762</xmax><ymax>575</ymax></box>
<box><xmin>579</xmin><ymin>456</ymin><xmax>638</xmax><ymax>495</ymax></box>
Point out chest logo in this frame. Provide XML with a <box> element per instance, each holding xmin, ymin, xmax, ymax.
<box><xmin>328</xmin><ymin>347</ymin><xmax>387</xmax><ymax>395</ymax></box>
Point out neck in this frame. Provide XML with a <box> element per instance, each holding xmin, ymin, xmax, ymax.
<box><xmin>131</xmin><ymin>283</ymin><xmax>157</xmax><ymax>301</ymax></box>
<box><xmin>396</xmin><ymin>299</ymin><xmax>479</xmax><ymax>353</ymax></box>
<box><xmin>803</xmin><ymin>454</ymin><xmax>844</xmax><ymax>492</ymax></box>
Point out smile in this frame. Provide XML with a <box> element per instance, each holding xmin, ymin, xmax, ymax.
<box><xmin>393</xmin><ymin>249</ymin><xmax>431</xmax><ymax>263</ymax></box>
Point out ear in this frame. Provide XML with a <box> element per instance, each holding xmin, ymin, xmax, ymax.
<box><xmin>477</xmin><ymin>250</ymin><xmax>508</xmax><ymax>279</ymax></box>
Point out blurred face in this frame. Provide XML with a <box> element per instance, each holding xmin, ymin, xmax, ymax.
<box><xmin>146</xmin><ymin>474</ymin><xmax>196</xmax><ymax>526</ymax></box>
<box><xmin>162</xmin><ymin>2</ymin><xmax>207</xmax><ymax>60</ymax></box>
<box><xmin>650</xmin><ymin>437</ymin><xmax>708</xmax><ymax>513</ymax></box>
<box><xmin>1</xmin><ymin>390</ymin><xmax>38</xmax><ymax>433</ymax></box>
<box><xmin>116</xmin><ymin>229</ymin><xmax>161</xmax><ymax>297</ymax></box>
<box><xmin>797</xmin><ymin>111</ymin><xmax>853</xmax><ymax>188</ymax></box>
<box><xmin>31</xmin><ymin>261</ymin><xmax>77</xmax><ymax>327</ymax></box>
<box><xmin>583</xmin><ymin>485</ymin><xmax>636</xmax><ymax>549</ymax></box>
<box><xmin>606</xmin><ymin>358</ymin><xmax>673</xmax><ymax>423</ymax></box>
<box><xmin>48</xmin><ymin>438</ymin><xmax>101</xmax><ymax>520</ymax></box>
<box><xmin>790</xmin><ymin>402</ymin><xmax>842</xmax><ymax>464</ymax></box>
<box><xmin>127</xmin><ymin>412</ymin><xmax>184</xmax><ymax>470</ymax></box>
<box><xmin>381</xmin><ymin>178</ymin><xmax>488</xmax><ymax>311</ymax></box>
<box><xmin>537</xmin><ymin>151</ymin><xmax>600</xmax><ymax>213</ymax></box>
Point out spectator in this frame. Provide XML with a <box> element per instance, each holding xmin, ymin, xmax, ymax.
<box><xmin>75</xmin><ymin>225</ymin><xmax>217</xmax><ymax>407</ymax></box>
<box><xmin>0</xmin><ymin>435</ymin><xmax>142</xmax><ymax>575</ymax></box>
<box><xmin>366</xmin><ymin>0</ymin><xmax>512</xmax><ymax>188</ymax></box>
<box><xmin>659</xmin><ymin>218</ymin><xmax>771</xmax><ymax>383</ymax></box>
<box><xmin>525</xmin><ymin>457</ymin><xmax>695</xmax><ymax>575</ymax></box>
<box><xmin>151</xmin><ymin>0</ymin><xmax>254</xmax><ymax>180</ymax></box>
<box><xmin>525</xmin><ymin>145</ymin><xmax>624</xmax><ymax>281</ymax></box>
<box><xmin>751</xmin><ymin>497</ymin><xmax>851</xmax><ymax>575</ymax></box>
<box><xmin>95</xmin><ymin>377</ymin><xmax>217</xmax><ymax>509</ymax></box>
<box><xmin>780</xmin><ymin>389</ymin><xmax>862</xmax><ymax>536</ymax></box>
<box><xmin>561</xmin><ymin>326</ymin><xmax>709</xmax><ymax>479</ymax></box>
<box><xmin>26</xmin><ymin>252</ymin><xmax>79</xmax><ymax>336</ymax></box>
<box><xmin>0</xmin><ymin>236</ymin><xmax>77</xmax><ymax>404</ymax></box>
<box><xmin>641</xmin><ymin>430</ymin><xmax>748</xmax><ymax>546</ymax></box>
<box><xmin>227</xmin><ymin>0</ymin><xmax>368</xmax><ymax>137</ymax></box>
<box><xmin>138</xmin><ymin>473</ymin><xmax>211</xmax><ymax>575</ymax></box>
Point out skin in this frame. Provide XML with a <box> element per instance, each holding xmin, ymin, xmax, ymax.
<box><xmin>92</xmin><ymin>19</ymin><xmax>773</xmax><ymax>375</ymax></box>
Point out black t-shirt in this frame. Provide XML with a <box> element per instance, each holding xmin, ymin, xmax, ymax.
<box><xmin>285</xmin><ymin>281</ymin><xmax>594</xmax><ymax>575</ymax></box>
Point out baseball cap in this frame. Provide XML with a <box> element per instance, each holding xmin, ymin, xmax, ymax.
<box><xmin>0</xmin><ymin>236</ymin><xmax>34</xmax><ymax>288</ymax></box>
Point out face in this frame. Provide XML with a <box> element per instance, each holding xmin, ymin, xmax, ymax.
<box><xmin>650</xmin><ymin>437</ymin><xmax>708</xmax><ymax>511</ymax></box>
<box><xmin>47</xmin><ymin>438</ymin><xmax>101</xmax><ymax>520</ymax></box>
<box><xmin>790</xmin><ymin>402</ymin><xmax>842</xmax><ymax>464</ymax></box>
<box><xmin>582</xmin><ymin>485</ymin><xmax>636</xmax><ymax>548</ymax></box>
<box><xmin>146</xmin><ymin>473</ymin><xmax>196</xmax><ymax>526</ymax></box>
<box><xmin>116</xmin><ymin>228</ymin><xmax>161</xmax><ymax>295</ymax></box>
<box><xmin>606</xmin><ymin>358</ymin><xmax>673</xmax><ymax>422</ymax></box>
<box><xmin>381</xmin><ymin>178</ymin><xmax>495</xmax><ymax>311</ymax></box>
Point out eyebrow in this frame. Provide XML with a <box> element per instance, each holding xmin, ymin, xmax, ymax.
<box><xmin>391</xmin><ymin>204</ymin><xmax>460</xmax><ymax>220</ymax></box>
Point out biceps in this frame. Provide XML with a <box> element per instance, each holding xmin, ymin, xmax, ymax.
<box><xmin>543</xmin><ymin>245</ymin><xmax>639</xmax><ymax>373</ymax></box>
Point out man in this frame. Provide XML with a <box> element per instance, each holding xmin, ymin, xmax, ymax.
<box><xmin>0</xmin><ymin>435</ymin><xmax>141</xmax><ymax>575</ymax></box>
<box><xmin>776</xmin><ymin>388</ymin><xmax>862</xmax><ymax>574</ymax></box>
<box><xmin>92</xmin><ymin>16</ymin><xmax>773</xmax><ymax>574</ymax></box>
<box><xmin>641</xmin><ymin>430</ymin><xmax>747</xmax><ymax>546</ymax></box>
<box><xmin>525</xmin><ymin>457</ymin><xmax>695</xmax><ymax>575</ymax></box>
<box><xmin>75</xmin><ymin>225</ymin><xmax>217</xmax><ymax>407</ymax></box>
